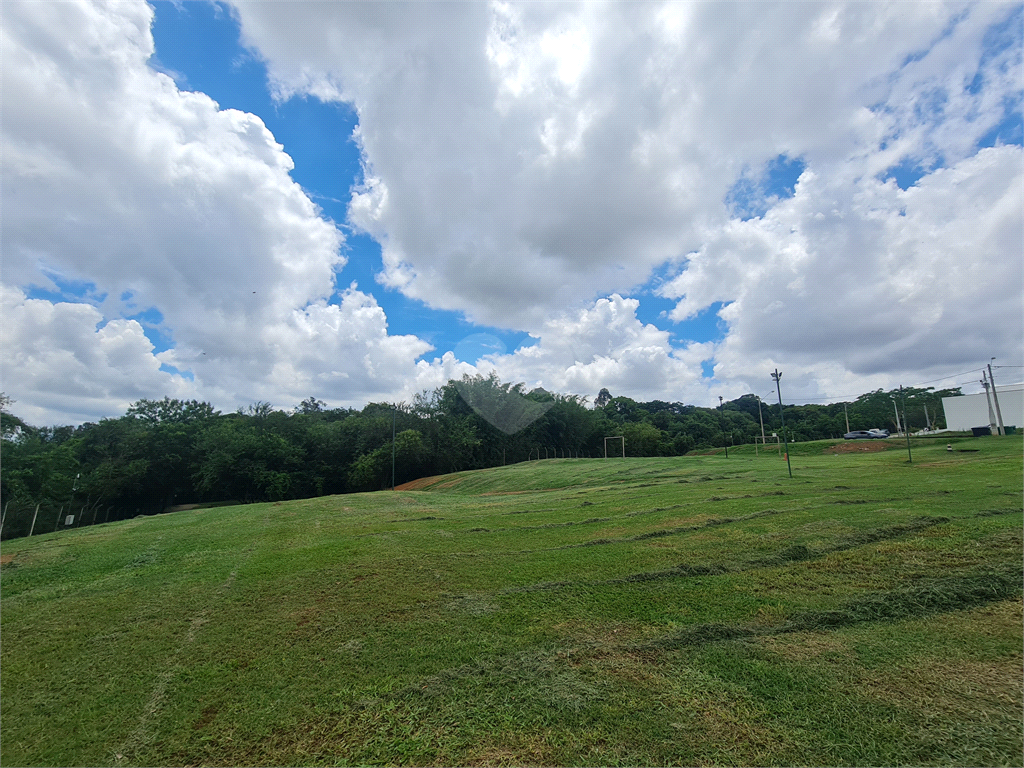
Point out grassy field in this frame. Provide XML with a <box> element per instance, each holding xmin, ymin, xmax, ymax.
<box><xmin>1</xmin><ymin>435</ymin><xmax>1021</xmax><ymax>767</ymax></box>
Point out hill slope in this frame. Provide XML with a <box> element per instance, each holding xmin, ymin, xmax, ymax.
<box><xmin>2</xmin><ymin>437</ymin><xmax>1021</xmax><ymax>766</ymax></box>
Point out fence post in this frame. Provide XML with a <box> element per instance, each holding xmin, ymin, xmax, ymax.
<box><xmin>28</xmin><ymin>503</ymin><xmax>41</xmax><ymax>537</ymax></box>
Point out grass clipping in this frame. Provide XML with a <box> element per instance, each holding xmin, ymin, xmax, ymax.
<box><xmin>644</xmin><ymin>565</ymin><xmax>1023</xmax><ymax>651</ymax></box>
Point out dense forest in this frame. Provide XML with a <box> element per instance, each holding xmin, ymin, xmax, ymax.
<box><xmin>0</xmin><ymin>376</ymin><xmax>957</xmax><ymax>540</ymax></box>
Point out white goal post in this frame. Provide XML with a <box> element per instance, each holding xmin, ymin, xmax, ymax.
<box><xmin>604</xmin><ymin>436</ymin><xmax>625</xmax><ymax>458</ymax></box>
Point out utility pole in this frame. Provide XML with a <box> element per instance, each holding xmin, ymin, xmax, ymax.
<box><xmin>891</xmin><ymin>396</ymin><xmax>902</xmax><ymax>435</ymax></box>
<box><xmin>988</xmin><ymin>360</ymin><xmax>1005</xmax><ymax>435</ymax></box>
<box><xmin>900</xmin><ymin>385</ymin><xmax>912</xmax><ymax>463</ymax></box>
<box><xmin>923</xmin><ymin>404</ymin><xmax>931</xmax><ymax>431</ymax></box>
<box><xmin>719</xmin><ymin>396</ymin><xmax>728</xmax><ymax>458</ymax></box>
<box><xmin>771</xmin><ymin>369</ymin><xmax>793</xmax><ymax>478</ymax></box>
<box><xmin>391</xmin><ymin>405</ymin><xmax>396</xmax><ymax>491</ymax></box>
<box><xmin>844</xmin><ymin>403</ymin><xmax>850</xmax><ymax>434</ymax></box>
<box><xmin>981</xmin><ymin>373</ymin><xmax>997</xmax><ymax>434</ymax></box>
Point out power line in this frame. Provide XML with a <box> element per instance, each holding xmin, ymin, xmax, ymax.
<box><xmin>912</xmin><ymin>368</ymin><xmax>984</xmax><ymax>386</ymax></box>
<box><xmin>750</xmin><ymin>367</ymin><xmax>982</xmax><ymax>405</ymax></box>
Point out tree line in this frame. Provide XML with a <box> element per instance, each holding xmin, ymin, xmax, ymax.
<box><xmin>0</xmin><ymin>377</ymin><xmax>958</xmax><ymax>540</ymax></box>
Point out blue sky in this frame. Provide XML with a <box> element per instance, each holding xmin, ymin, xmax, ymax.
<box><xmin>3</xmin><ymin>0</ymin><xmax>1021</xmax><ymax>425</ymax></box>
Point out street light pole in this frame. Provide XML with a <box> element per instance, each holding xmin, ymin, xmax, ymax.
<box><xmin>981</xmin><ymin>373</ymin><xmax>997</xmax><ymax>434</ymax></box>
<box><xmin>900</xmin><ymin>385</ymin><xmax>912</xmax><ymax>463</ymax></box>
<box><xmin>988</xmin><ymin>359</ymin><xmax>1005</xmax><ymax>435</ymax></box>
<box><xmin>771</xmin><ymin>369</ymin><xmax>793</xmax><ymax>478</ymax></box>
<box><xmin>719</xmin><ymin>396</ymin><xmax>728</xmax><ymax>458</ymax></box>
<box><xmin>753</xmin><ymin>397</ymin><xmax>761</xmax><ymax>456</ymax></box>
<box><xmin>392</xmin><ymin>405</ymin><xmax>396</xmax><ymax>491</ymax></box>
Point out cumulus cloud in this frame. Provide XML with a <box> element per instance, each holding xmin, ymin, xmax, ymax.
<box><xmin>2</xmin><ymin>0</ymin><xmax>1021</xmax><ymax>425</ymax></box>
<box><xmin>0</xmin><ymin>287</ymin><xmax>194</xmax><ymax>425</ymax></box>
<box><xmin>226</xmin><ymin>0</ymin><xmax>1021</xmax><ymax>403</ymax></box>
<box><xmin>663</xmin><ymin>146</ymin><xmax>1023</xmax><ymax>386</ymax></box>
<box><xmin>232</xmin><ymin>1</ymin><xmax>1019</xmax><ymax>329</ymax></box>
<box><xmin>1</xmin><ymin>0</ymin><xmax>435</xmax><ymax>423</ymax></box>
<box><xmin>410</xmin><ymin>294</ymin><xmax>715</xmax><ymax>404</ymax></box>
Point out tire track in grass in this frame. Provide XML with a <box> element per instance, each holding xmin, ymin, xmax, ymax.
<box><xmin>112</xmin><ymin>538</ymin><xmax>259</xmax><ymax>766</ymax></box>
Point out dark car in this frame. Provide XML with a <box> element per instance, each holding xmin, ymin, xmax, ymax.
<box><xmin>843</xmin><ymin>430</ymin><xmax>874</xmax><ymax>439</ymax></box>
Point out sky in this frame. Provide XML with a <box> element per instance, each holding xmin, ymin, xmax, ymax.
<box><xmin>2</xmin><ymin>0</ymin><xmax>1022</xmax><ymax>426</ymax></box>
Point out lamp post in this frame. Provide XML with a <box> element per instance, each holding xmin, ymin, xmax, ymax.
<box><xmin>980</xmin><ymin>373</ymin><xmax>997</xmax><ymax>433</ymax></box>
<box><xmin>900</xmin><ymin>385</ymin><xmax>912</xmax><ymax>463</ymax></box>
<box><xmin>771</xmin><ymin>370</ymin><xmax>792</xmax><ymax>478</ymax></box>
<box><xmin>749</xmin><ymin>397</ymin><xmax>765</xmax><ymax>456</ymax></box>
<box><xmin>988</xmin><ymin>358</ymin><xmax>1005</xmax><ymax>435</ymax></box>
<box><xmin>391</xmin><ymin>405</ymin><xmax>397</xmax><ymax>491</ymax></box>
<box><xmin>60</xmin><ymin>473</ymin><xmax>80</xmax><ymax>532</ymax></box>
<box><xmin>718</xmin><ymin>396</ymin><xmax>728</xmax><ymax>458</ymax></box>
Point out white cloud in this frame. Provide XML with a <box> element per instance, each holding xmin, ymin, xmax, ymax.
<box><xmin>2</xmin><ymin>0</ymin><xmax>1021</xmax><ymax>425</ymax></box>
<box><xmin>415</xmin><ymin>294</ymin><xmax>716</xmax><ymax>404</ymax></box>
<box><xmin>1</xmin><ymin>0</ymin><xmax>436</xmax><ymax>423</ymax></box>
<box><xmin>231</xmin><ymin>0</ymin><xmax>1022</xmax><ymax>401</ymax></box>
<box><xmin>662</xmin><ymin>146</ymin><xmax>1023</xmax><ymax>386</ymax></box>
<box><xmin>0</xmin><ymin>286</ymin><xmax>193</xmax><ymax>425</ymax></box>
<box><xmin>232</xmin><ymin>1</ymin><xmax>1018</xmax><ymax>329</ymax></box>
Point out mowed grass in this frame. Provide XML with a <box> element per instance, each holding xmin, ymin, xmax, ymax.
<box><xmin>1</xmin><ymin>436</ymin><xmax>1021</xmax><ymax>767</ymax></box>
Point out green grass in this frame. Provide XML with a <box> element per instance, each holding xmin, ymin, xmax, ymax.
<box><xmin>2</xmin><ymin>436</ymin><xmax>1022</xmax><ymax>766</ymax></box>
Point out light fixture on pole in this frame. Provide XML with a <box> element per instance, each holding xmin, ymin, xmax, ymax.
<box><xmin>980</xmin><ymin>373</ymin><xmax>997</xmax><ymax>434</ymax></box>
<box><xmin>770</xmin><ymin>369</ymin><xmax>792</xmax><ymax>478</ymax></box>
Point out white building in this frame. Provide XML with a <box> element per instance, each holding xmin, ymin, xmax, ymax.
<box><xmin>942</xmin><ymin>384</ymin><xmax>1024</xmax><ymax>432</ymax></box>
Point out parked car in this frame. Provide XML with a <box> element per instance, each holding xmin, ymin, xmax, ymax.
<box><xmin>843</xmin><ymin>430</ymin><xmax>874</xmax><ymax>439</ymax></box>
<box><xmin>867</xmin><ymin>429</ymin><xmax>890</xmax><ymax>438</ymax></box>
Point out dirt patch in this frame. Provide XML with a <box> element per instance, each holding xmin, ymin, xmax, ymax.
<box><xmin>824</xmin><ymin>441</ymin><xmax>891</xmax><ymax>454</ymax></box>
<box><xmin>0</xmin><ymin>553</ymin><xmax>16</xmax><ymax>567</ymax></box>
<box><xmin>394</xmin><ymin>474</ymin><xmax>451</xmax><ymax>491</ymax></box>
